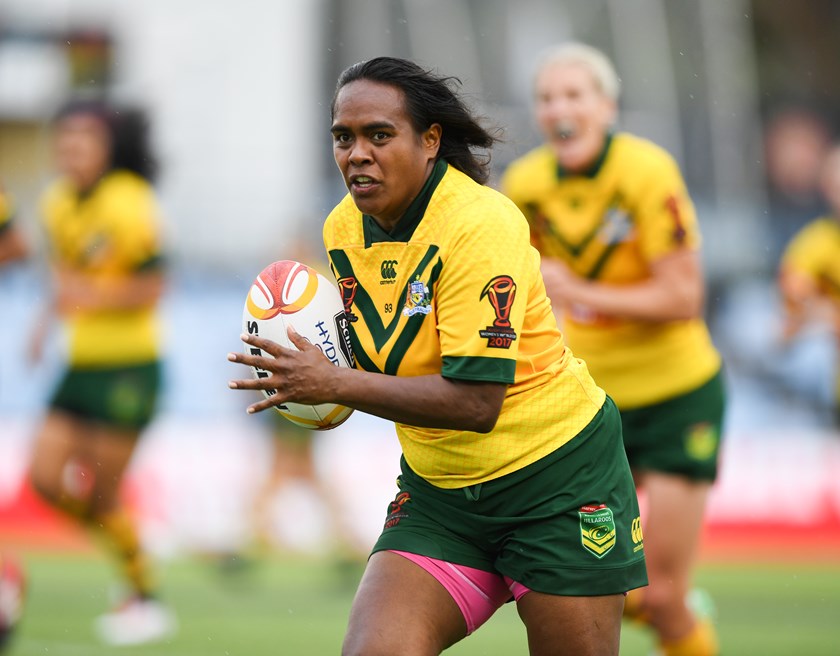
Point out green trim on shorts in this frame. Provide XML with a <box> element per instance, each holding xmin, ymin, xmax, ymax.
<box><xmin>50</xmin><ymin>361</ymin><xmax>162</xmax><ymax>431</ymax></box>
<box><xmin>620</xmin><ymin>368</ymin><xmax>726</xmax><ymax>481</ymax></box>
<box><xmin>372</xmin><ymin>397</ymin><xmax>648</xmax><ymax>596</ymax></box>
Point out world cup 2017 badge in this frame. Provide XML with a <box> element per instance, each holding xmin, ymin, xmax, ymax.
<box><xmin>403</xmin><ymin>277</ymin><xmax>432</xmax><ymax>317</ymax></box>
<box><xmin>479</xmin><ymin>275</ymin><xmax>518</xmax><ymax>349</ymax></box>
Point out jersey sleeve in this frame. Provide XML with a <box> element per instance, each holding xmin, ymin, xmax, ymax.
<box><xmin>110</xmin><ymin>181</ymin><xmax>164</xmax><ymax>272</ymax></box>
<box><xmin>435</xmin><ymin>195</ymin><xmax>533</xmax><ymax>384</ymax></box>
<box><xmin>633</xmin><ymin>151</ymin><xmax>701</xmax><ymax>261</ymax></box>
<box><xmin>781</xmin><ymin>220</ymin><xmax>830</xmax><ymax>278</ymax></box>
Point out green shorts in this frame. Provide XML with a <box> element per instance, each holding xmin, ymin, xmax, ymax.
<box><xmin>50</xmin><ymin>361</ymin><xmax>162</xmax><ymax>431</ymax></box>
<box><xmin>372</xmin><ymin>397</ymin><xmax>648</xmax><ymax>596</ymax></box>
<box><xmin>620</xmin><ymin>369</ymin><xmax>726</xmax><ymax>481</ymax></box>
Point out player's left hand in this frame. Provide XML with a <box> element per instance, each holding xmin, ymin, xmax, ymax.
<box><xmin>228</xmin><ymin>327</ymin><xmax>340</xmax><ymax>413</ymax></box>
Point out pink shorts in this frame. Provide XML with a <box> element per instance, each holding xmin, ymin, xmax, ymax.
<box><xmin>391</xmin><ymin>550</ymin><xmax>531</xmax><ymax>634</ymax></box>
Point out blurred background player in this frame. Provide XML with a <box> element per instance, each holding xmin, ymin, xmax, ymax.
<box><xmin>778</xmin><ymin>144</ymin><xmax>840</xmax><ymax>426</ymax></box>
<box><xmin>501</xmin><ymin>43</ymin><xmax>725</xmax><ymax>656</ymax></box>
<box><xmin>762</xmin><ymin>105</ymin><xmax>833</xmax><ymax>264</ymax></box>
<box><xmin>0</xmin><ymin>183</ymin><xmax>28</xmax><ymax>266</ymax></box>
<box><xmin>25</xmin><ymin>98</ymin><xmax>175</xmax><ymax>646</ymax></box>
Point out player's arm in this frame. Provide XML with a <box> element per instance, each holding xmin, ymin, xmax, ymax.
<box><xmin>777</xmin><ymin>264</ymin><xmax>840</xmax><ymax>340</ymax></box>
<box><xmin>0</xmin><ymin>222</ymin><xmax>28</xmax><ymax>265</ymax></box>
<box><xmin>53</xmin><ymin>263</ymin><xmax>165</xmax><ymax>315</ymax></box>
<box><xmin>542</xmin><ymin>248</ymin><xmax>704</xmax><ymax>322</ymax></box>
<box><xmin>229</xmin><ymin>330</ymin><xmax>507</xmax><ymax>433</ymax></box>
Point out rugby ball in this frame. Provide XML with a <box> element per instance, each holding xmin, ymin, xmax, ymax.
<box><xmin>242</xmin><ymin>260</ymin><xmax>355</xmax><ymax>430</ymax></box>
<box><xmin>0</xmin><ymin>553</ymin><xmax>25</xmax><ymax>650</ymax></box>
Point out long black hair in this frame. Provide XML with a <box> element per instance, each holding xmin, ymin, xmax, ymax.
<box><xmin>332</xmin><ymin>57</ymin><xmax>499</xmax><ymax>185</ymax></box>
<box><xmin>54</xmin><ymin>98</ymin><xmax>159</xmax><ymax>183</ymax></box>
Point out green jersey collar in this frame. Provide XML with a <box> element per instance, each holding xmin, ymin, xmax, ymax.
<box><xmin>556</xmin><ymin>132</ymin><xmax>613</xmax><ymax>180</ymax></box>
<box><xmin>363</xmin><ymin>159</ymin><xmax>448</xmax><ymax>246</ymax></box>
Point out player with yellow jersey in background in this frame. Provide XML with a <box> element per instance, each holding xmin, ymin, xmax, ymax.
<box><xmin>501</xmin><ymin>43</ymin><xmax>725</xmax><ymax>656</ymax></box>
<box><xmin>27</xmin><ymin>99</ymin><xmax>175</xmax><ymax>646</ymax></box>
<box><xmin>779</xmin><ymin>144</ymin><xmax>840</xmax><ymax>425</ymax></box>
<box><xmin>230</xmin><ymin>56</ymin><xmax>647</xmax><ymax>656</ymax></box>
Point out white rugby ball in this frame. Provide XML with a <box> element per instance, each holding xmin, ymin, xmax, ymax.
<box><xmin>242</xmin><ymin>260</ymin><xmax>355</xmax><ymax>430</ymax></box>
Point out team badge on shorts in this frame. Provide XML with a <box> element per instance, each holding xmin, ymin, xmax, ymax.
<box><xmin>384</xmin><ymin>491</ymin><xmax>411</xmax><ymax>529</ymax></box>
<box><xmin>684</xmin><ymin>422</ymin><xmax>718</xmax><ymax>460</ymax></box>
<box><xmin>579</xmin><ymin>503</ymin><xmax>616</xmax><ymax>558</ymax></box>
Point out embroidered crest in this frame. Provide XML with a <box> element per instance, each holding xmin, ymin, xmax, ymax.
<box><xmin>403</xmin><ymin>276</ymin><xmax>432</xmax><ymax>316</ymax></box>
<box><xmin>337</xmin><ymin>276</ymin><xmax>359</xmax><ymax>322</ymax></box>
<box><xmin>384</xmin><ymin>491</ymin><xmax>411</xmax><ymax>529</ymax></box>
<box><xmin>579</xmin><ymin>503</ymin><xmax>616</xmax><ymax>558</ymax></box>
<box><xmin>684</xmin><ymin>422</ymin><xmax>718</xmax><ymax>461</ymax></box>
<box><xmin>478</xmin><ymin>275</ymin><xmax>518</xmax><ymax>348</ymax></box>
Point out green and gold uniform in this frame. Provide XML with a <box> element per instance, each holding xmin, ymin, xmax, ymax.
<box><xmin>781</xmin><ymin>217</ymin><xmax>840</xmax><ymax>415</ymax></box>
<box><xmin>40</xmin><ymin>170</ymin><xmax>164</xmax><ymax>429</ymax></box>
<box><xmin>324</xmin><ymin>160</ymin><xmax>647</xmax><ymax>594</ymax></box>
<box><xmin>781</xmin><ymin>217</ymin><xmax>840</xmax><ymax>306</ymax></box>
<box><xmin>502</xmin><ymin>133</ymin><xmax>724</xmax><ymax>480</ymax></box>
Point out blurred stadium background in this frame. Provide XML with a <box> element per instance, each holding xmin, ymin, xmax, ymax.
<box><xmin>1</xmin><ymin>0</ymin><xmax>839</xmax><ymax>654</ymax></box>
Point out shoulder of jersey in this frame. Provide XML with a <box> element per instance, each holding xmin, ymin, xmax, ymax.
<box><xmin>611</xmin><ymin>132</ymin><xmax>679</xmax><ymax>172</ymax></box>
<box><xmin>500</xmin><ymin>145</ymin><xmax>556</xmax><ymax>192</ymax></box>
<box><xmin>323</xmin><ymin>194</ymin><xmax>363</xmax><ymax>247</ymax></box>
<box><xmin>432</xmin><ymin>168</ymin><xmax>528</xmax><ymax>236</ymax></box>
<box><xmin>100</xmin><ymin>170</ymin><xmax>155</xmax><ymax>198</ymax></box>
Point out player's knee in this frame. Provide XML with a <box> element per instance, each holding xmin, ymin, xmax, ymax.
<box><xmin>643</xmin><ymin>580</ymin><xmax>687</xmax><ymax>618</ymax></box>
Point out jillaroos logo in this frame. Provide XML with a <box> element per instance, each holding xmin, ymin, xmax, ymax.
<box><xmin>579</xmin><ymin>503</ymin><xmax>616</xmax><ymax>559</ymax></box>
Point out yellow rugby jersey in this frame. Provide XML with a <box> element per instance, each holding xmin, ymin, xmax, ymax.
<box><xmin>323</xmin><ymin>161</ymin><xmax>606</xmax><ymax>488</ymax></box>
<box><xmin>781</xmin><ymin>217</ymin><xmax>840</xmax><ymax>304</ymax></box>
<box><xmin>40</xmin><ymin>170</ymin><xmax>164</xmax><ymax>366</ymax></box>
<box><xmin>501</xmin><ymin>132</ymin><xmax>721</xmax><ymax>409</ymax></box>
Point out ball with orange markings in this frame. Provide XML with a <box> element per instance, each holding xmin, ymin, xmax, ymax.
<box><xmin>242</xmin><ymin>260</ymin><xmax>355</xmax><ymax>430</ymax></box>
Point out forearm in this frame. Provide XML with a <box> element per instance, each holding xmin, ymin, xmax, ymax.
<box><xmin>57</xmin><ymin>270</ymin><xmax>165</xmax><ymax>313</ymax></box>
<box><xmin>561</xmin><ymin>277</ymin><xmax>703</xmax><ymax>322</ymax></box>
<box><xmin>333</xmin><ymin>368</ymin><xmax>502</xmax><ymax>432</ymax></box>
<box><xmin>0</xmin><ymin>229</ymin><xmax>28</xmax><ymax>264</ymax></box>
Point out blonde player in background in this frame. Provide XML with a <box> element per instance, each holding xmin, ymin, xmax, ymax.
<box><xmin>230</xmin><ymin>56</ymin><xmax>647</xmax><ymax>656</ymax></box>
<box><xmin>0</xmin><ymin>183</ymin><xmax>28</xmax><ymax>266</ymax></box>
<box><xmin>779</xmin><ymin>144</ymin><xmax>840</xmax><ymax>426</ymax></box>
<box><xmin>501</xmin><ymin>43</ymin><xmax>725</xmax><ymax>656</ymax></box>
<box><xmin>27</xmin><ymin>99</ymin><xmax>175</xmax><ymax>646</ymax></box>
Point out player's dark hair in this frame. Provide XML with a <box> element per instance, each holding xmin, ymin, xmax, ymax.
<box><xmin>54</xmin><ymin>98</ymin><xmax>159</xmax><ymax>182</ymax></box>
<box><xmin>332</xmin><ymin>56</ymin><xmax>499</xmax><ymax>185</ymax></box>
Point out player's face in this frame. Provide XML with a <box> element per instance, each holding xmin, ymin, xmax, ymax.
<box><xmin>534</xmin><ymin>61</ymin><xmax>616</xmax><ymax>173</ymax></box>
<box><xmin>53</xmin><ymin>113</ymin><xmax>111</xmax><ymax>191</ymax></box>
<box><xmin>332</xmin><ymin>80</ymin><xmax>441</xmax><ymax>232</ymax></box>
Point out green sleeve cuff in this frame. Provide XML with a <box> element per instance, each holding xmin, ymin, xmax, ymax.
<box><xmin>441</xmin><ymin>356</ymin><xmax>515</xmax><ymax>384</ymax></box>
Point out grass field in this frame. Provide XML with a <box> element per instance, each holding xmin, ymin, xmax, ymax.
<box><xmin>3</xmin><ymin>551</ymin><xmax>840</xmax><ymax>655</ymax></box>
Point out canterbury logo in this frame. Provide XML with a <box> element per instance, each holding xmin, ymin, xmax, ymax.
<box><xmin>380</xmin><ymin>259</ymin><xmax>398</xmax><ymax>280</ymax></box>
<box><xmin>631</xmin><ymin>516</ymin><xmax>644</xmax><ymax>545</ymax></box>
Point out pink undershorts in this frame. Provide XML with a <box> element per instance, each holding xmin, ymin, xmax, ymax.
<box><xmin>391</xmin><ymin>550</ymin><xmax>532</xmax><ymax>634</ymax></box>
